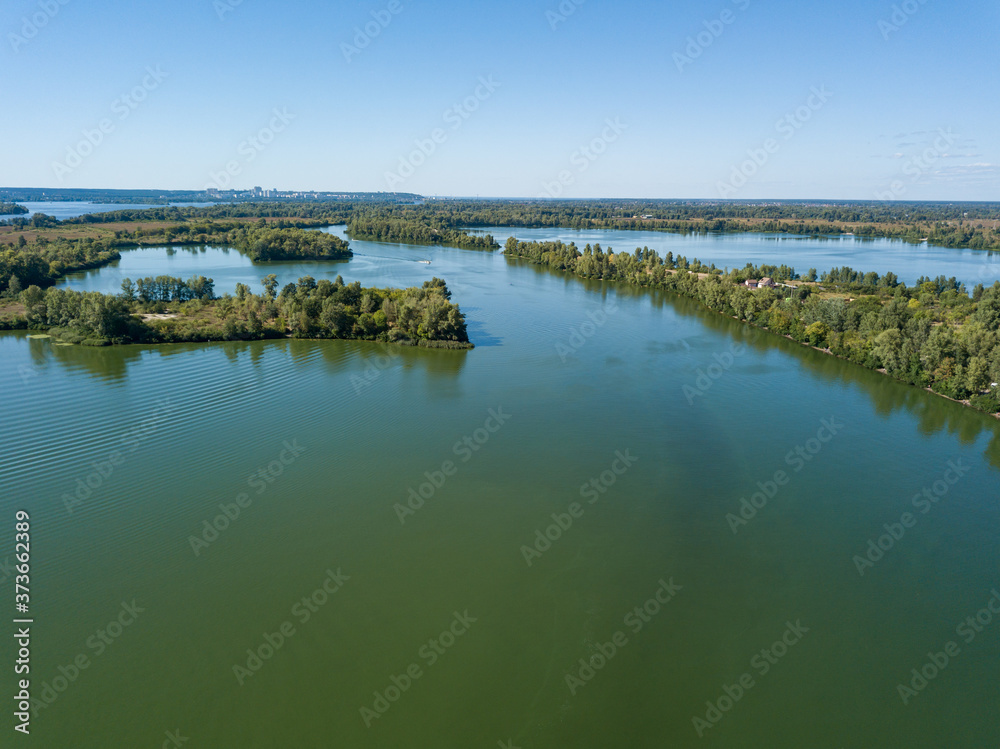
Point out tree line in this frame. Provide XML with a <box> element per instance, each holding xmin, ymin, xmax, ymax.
<box><xmin>120</xmin><ymin>275</ymin><xmax>216</xmax><ymax>303</ymax></box>
<box><xmin>226</xmin><ymin>222</ymin><xmax>352</xmax><ymax>261</ymax></box>
<box><xmin>503</xmin><ymin>237</ymin><xmax>800</xmax><ymax>281</ymax></box>
<box><xmin>346</xmin><ymin>217</ymin><xmax>499</xmax><ymax>251</ymax></box>
<box><xmin>330</xmin><ymin>199</ymin><xmax>1000</xmax><ymax>251</ymax></box>
<box><xmin>5</xmin><ymin>199</ymin><xmax>999</xmax><ymax>251</ymax></box>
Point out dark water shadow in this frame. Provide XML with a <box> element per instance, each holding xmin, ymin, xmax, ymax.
<box><xmin>506</xmin><ymin>259</ymin><xmax>1000</xmax><ymax>470</ymax></box>
<box><xmin>5</xmin><ymin>332</ymin><xmax>470</xmax><ymax>389</ymax></box>
<box><xmin>669</xmin><ymin>293</ymin><xmax>1000</xmax><ymax>470</ymax></box>
<box><xmin>463</xmin><ymin>308</ymin><xmax>503</xmax><ymax>348</ymax></box>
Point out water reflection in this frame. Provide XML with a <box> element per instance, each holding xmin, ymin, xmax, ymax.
<box><xmin>491</xmin><ymin>226</ymin><xmax>1000</xmax><ymax>287</ymax></box>
<box><xmin>5</xmin><ymin>332</ymin><xmax>468</xmax><ymax>390</ymax></box>
<box><xmin>510</xmin><ymin>257</ymin><xmax>1000</xmax><ymax>469</ymax></box>
<box><xmin>463</xmin><ymin>308</ymin><xmax>503</xmax><ymax>347</ymax></box>
<box><xmin>670</xmin><ymin>286</ymin><xmax>1000</xmax><ymax>469</ymax></box>
<box><xmin>30</xmin><ymin>334</ymin><xmax>139</xmax><ymax>382</ymax></box>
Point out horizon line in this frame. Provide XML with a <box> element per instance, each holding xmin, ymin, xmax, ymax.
<box><xmin>2</xmin><ymin>188</ymin><xmax>1000</xmax><ymax>205</ymax></box>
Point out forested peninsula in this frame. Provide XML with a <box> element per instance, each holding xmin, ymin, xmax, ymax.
<box><xmin>0</xmin><ymin>215</ymin><xmax>466</xmax><ymax>348</ymax></box>
<box><xmin>346</xmin><ymin>217</ymin><xmax>499</xmax><ymax>251</ymax></box>
<box><xmin>503</xmin><ymin>237</ymin><xmax>1000</xmax><ymax>417</ymax></box>
<box><xmin>0</xmin><ymin>276</ymin><xmax>471</xmax><ymax>349</ymax></box>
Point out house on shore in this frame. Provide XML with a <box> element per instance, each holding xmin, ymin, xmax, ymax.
<box><xmin>744</xmin><ymin>277</ymin><xmax>776</xmax><ymax>290</ymax></box>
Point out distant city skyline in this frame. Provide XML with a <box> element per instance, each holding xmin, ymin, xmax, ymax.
<box><xmin>4</xmin><ymin>0</ymin><xmax>998</xmax><ymax>200</ymax></box>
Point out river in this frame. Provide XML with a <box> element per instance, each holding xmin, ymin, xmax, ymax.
<box><xmin>2</xmin><ymin>230</ymin><xmax>998</xmax><ymax>747</ymax></box>
<box><xmin>0</xmin><ymin>200</ymin><xmax>215</xmax><ymax>221</ymax></box>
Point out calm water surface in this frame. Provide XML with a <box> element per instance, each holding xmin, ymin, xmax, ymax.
<box><xmin>2</xmin><ymin>233</ymin><xmax>999</xmax><ymax>747</ymax></box>
<box><xmin>57</xmin><ymin>225</ymin><xmax>1000</xmax><ymax>298</ymax></box>
<box><xmin>0</xmin><ymin>201</ymin><xmax>214</xmax><ymax>221</ymax></box>
<box><xmin>474</xmin><ymin>225</ymin><xmax>1000</xmax><ymax>289</ymax></box>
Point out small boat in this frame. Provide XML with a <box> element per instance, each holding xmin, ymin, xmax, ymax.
<box><xmin>419</xmin><ymin>260</ymin><xmax>431</xmax><ymax>264</ymax></box>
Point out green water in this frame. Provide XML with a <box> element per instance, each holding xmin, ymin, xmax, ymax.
<box><xmin>2</xmin><ymin>240</ymin><xmax>999</xmax><ymax>747</ymax></box>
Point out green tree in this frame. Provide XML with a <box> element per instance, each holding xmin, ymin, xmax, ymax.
<box><xmin>261</xmin><ymin>274</ymin><xmax>279</xmax><ymax>300</ymax></box>
<box><xmin>966</xmin><ymin>356</ymin><xmax>990</xmax><ymax>394</ymax></box>
<box><xmin>873</xmin><ymin>329</ymin><xmax>904</xmax><ymax>375</ymax></box>
<box><xmin>805</xmin><ymin>321</ymin><xmax>829</xmax><ymax>347</ymax></box>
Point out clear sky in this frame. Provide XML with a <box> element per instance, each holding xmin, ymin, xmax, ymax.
<box><xmin>3</xmin><ymin>0</ymin><xmax>998</xmax><ymax>200</ymax></box>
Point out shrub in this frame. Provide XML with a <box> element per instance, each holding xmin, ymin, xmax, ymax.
<box><xmin>969</xmin><ymin>392</ymin><xmax>1000</xmax><ymax>414</ymax></box>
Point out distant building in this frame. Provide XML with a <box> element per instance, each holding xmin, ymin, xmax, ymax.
<box><xmin>759</xmin><ymin>277</ymin><xmax>776</xmax><ymax>288</ymax></box>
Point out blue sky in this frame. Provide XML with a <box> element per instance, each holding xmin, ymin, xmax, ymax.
<box><xmin>3</xmin><ymin>0</ymin><xmax>998</xmax><ymax>199</ymax></box>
